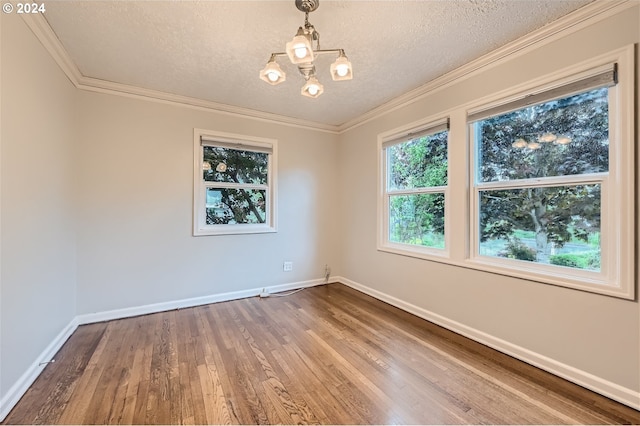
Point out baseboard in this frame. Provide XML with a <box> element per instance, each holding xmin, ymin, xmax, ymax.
<box><xmin>76</xmin><ymin>278</ymin><xmax>327</xmax><ymax>325</ymax></box>
<box><xmin>335</xmin><ymin>276</ymin><xmax>640</xmax><ymax>410</ymax></box>
<box><xmin>1</xmin><ymin>278</ymin><xmax>327</xmax><ymax>422</ymax></box>
<box><xmin>0</xmin><ymin>317</ymin><xmax>79</xmax><ymax>422</ymax></box>
<box><xmin>6</xmin><ymin>276</ymin><xmax>634</xmax><ymax>421</ymax></box>
<box><xmin>261</xmin><ymin>277</ymin><xmax>329</xmax><ymax>296</ymax></box>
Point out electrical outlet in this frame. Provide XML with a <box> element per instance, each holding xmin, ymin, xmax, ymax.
<box><xmin>283</xmin><ymin>261</ymin><xmax>293</xmax><ymax>272</ymax></box>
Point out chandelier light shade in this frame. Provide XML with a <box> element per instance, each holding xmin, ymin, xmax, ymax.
<box><xmin>301</xmin><ymin>76</ymin><xmax>324</xmax><ymax>98</ymax></box>
<box><xmin>512</xmin><ymin>132</ymin><xmax>573</xmax><ymax>150</ymax></box>
<box><xmin>538</xmin><ymin>132</ymin><xmax>558</xmax><ymax>143</ymax></box>
<box><xmin>527</xmin><ymin>141</ymin><xmax>542</xmax><ymax>150</ymax></box>
<box><xmin>286</xmin><ymin>28</ymin><xmax>315</xmax><ymax>64</ymax></box>
<box><xmin>330</xmin><ymin>51</ymin><xmax>353</xmax><ymax>81</ymax></box>
<box><xmin>511</xmin><ymin>138</ymin><xmax>528</xmax><ymax>149</ymax></box>
<box><xmin>555</xmin><ymin>135</ymin><xmax>572</xmax><ymax>145</ymax></box>
<box><xmin>259</xmin><ymin>0</ymin><xmax>353</xmax><ymax>98</ymax></box>
<box><xmin>259</xmin><ymin>57</ymin><xmax>287</xmax><ymax>85</ymax></box>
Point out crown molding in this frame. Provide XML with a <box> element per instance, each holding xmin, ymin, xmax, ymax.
<box><xmin>20</xmin><ymin>14</ymin><xmax>339</xmax><ymax>134</ymax></box>
<box><xmin>337</xmin><ymin>0</ymin><xmax>635</xmax><ymax>134</ymax></box>
<box><xmin>74</xmin><ymin>76</ymin><xmax>340</xmax><ymax>133</ymax></box>
<box><xmin>21</xmin><ymin>14</ymin><xmax>82</xmax><ymax>86</ymax></box>
<box><xmin>21</xmin><ymin>0</ymin><xmax>634</xmax><ymax>135</ymax></box>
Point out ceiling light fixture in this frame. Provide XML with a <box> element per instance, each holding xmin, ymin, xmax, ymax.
<box><xmin>512</xmin><ymin>132</ymin><xmax>572</xmax><ymax>150</ymax></box>
<box><xmin>259</xmin><ymin>0</ymin><xmax>353</xmax><ymax>98</ymax></box>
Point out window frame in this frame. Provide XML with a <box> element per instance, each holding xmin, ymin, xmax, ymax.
<box><xmin>375</xmin><ymin>46</ymin><xmax>634</xmax><ymax>300</ymax></box>
<box><xmin>377</xmin><ymin>116</ymin><xmax>451</xmax><ymax>260</ymax></box>
<box><xmin>465</xmin><ymin>46</ymin><xmax>634</xmax><ymax>299</ymax></box>
<box><xmin>193</xmin><ymin>129</ymin><xmax>278</xmax><ymax>236</ymax></box>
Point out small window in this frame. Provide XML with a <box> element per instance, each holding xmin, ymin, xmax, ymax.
<box><xmin>379</xmin><ymin>118</ymin><xmax>449</xmax><ymax>258</ymax></box>
<box><xmin>193</xmin><ymin>129</ymin><xmax>277</xmax><ymax>236</ymax></box>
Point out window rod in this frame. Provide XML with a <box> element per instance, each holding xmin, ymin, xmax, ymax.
<box><xmin>200</xmin><ymin>136</ymin><xmax>273</xmax><ymax>153</ymax></box>
<box><xmin>382</xmin><ymin>118</ymin><xmax>449</xmax><ymax>149</ymax></box>
<box><xmin>468</xmin><ymin>63</ymin><xmax>617</xmax><ymax>123</ymax></box>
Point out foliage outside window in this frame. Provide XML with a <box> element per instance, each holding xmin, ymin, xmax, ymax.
<box><xmin>468</xmin><ymin>56</ymin><xmax>634</xmax><ymax>298</ymax></box>
<box><xmin>474</xmin><ymin>88</ymin><xmax>608</xmax><ymax>270</ymax></box>
<box><xmin>377</xmin><ymin>49</ymin><xmax>633</xmax><ymax>299</ymax></box>
<box><xmin>380</xmin><ymin>120</ymin><xmax>448</xmax><ymax>255</ymax></box>
<box><xmin>193</xmin><ymin>130</ymin><xmax>277</xmax><ymax>236</ymax></box>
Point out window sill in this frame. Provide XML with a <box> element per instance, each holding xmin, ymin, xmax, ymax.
<box><xmin>378</xmin><ymin>243</ymin><xmax>449</xmax><ymax>262</ymax></box>
<box><xmin>194</xmin><ymin>224</ymin><xmax>277</xmax><ymax>237</ymax></box>
<box><xmin>465</xmin><ymin>256</ymin><xmax>632</xmax><ymax>300</ymax></box>
<box><xmin>377</xmin><ymin>245</ymin><xmax>633</xmax><ymax>300</ymax></box>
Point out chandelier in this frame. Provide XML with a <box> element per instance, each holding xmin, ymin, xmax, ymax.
<box><xmin>512</xmin><ymin>132</ymin><xmax>572</xmax><ymax>150</ymax></box>
<box><xmin>259</xmin><ymin>0</ymin><xmax>353</xmax><ymax>99</ymax></box>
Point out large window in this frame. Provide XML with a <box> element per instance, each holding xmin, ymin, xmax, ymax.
<box><xmin>473</xmin><ymin>87</ymin><xmax>608</xmax><ymax>270</ymax></box>
<box><xmin>376</xmin><ymin>47</ymin><xmax>633</xmax><ymax>299</ymax></box>
<box><xmin>193</xmin><ymin>129</ymin><xmax>277</xmax><ymax>236</ymax></box>
<box><xmin>379</xmin><ymin>119</ymin><xmax>449</xmax><ymax>257</ymax></box>
<box><xmin>468</xmin><ymin>56</ymin><xmax>634</xmax><ymax>298</ymax></box>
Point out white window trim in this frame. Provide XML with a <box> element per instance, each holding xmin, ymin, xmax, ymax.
<box><xmin>465</xmin><ymin>45</ymin><xmax>634</xmax><ymax>299</ymax></box>
<box><xmin>376</xmin><ymin>45</ymin><xmax>634</xmax><ymax>300</ymax></box>
<box><xmin>377</xmin><ymin>115</ymin><xmax>451</xmax><ymax>260</ymax></box>
<box><xmin>193</xmin><ymin>129</ymin><xmax>278</xmax><ymax>236</ymax></box>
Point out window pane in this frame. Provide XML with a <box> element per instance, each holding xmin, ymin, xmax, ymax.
<box><xmin>479</xmin><ymin>184</ymin><xmax>601</xmax><ymax>271</ymax></box>
<box><xmin>203</xmin><ymin>146</ymin><xmax>268</xmax><ymax>185</ymax></box>
<box><xmin>206</xmin><ymin>188</ymin><xmax>267</xmax><ymax>225</ymax></box>
<box><xmin>387</xmin><ymin>130</ymin><xmax>448</xmax><ymax>191</ymax></box>
<box><xmin>389</xmin><ymin>193</ymin><xmax>445</xmax><ymax>248</ymax></box>
<box><xmin>476</xmin><ymin>87</ymin><xmax>608</xmax><ymax>183</ymax></box>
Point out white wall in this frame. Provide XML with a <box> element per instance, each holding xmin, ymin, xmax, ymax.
<box><xmin>74</xmin><ymin>91</ymin><xmax>340</xmax><ymax>315</ymax></box>
<box><xmin>0</xmin><ymin>12</ymin><xmax>340</xmax><ymax>414</ymax></box>
<box><xmin>1</xmin><ymin>14</ymin><xmax>77</xmax><ymax>397</ymax></box>
<box><xmin>337</xmin><ymin>4</ymin><xmax>639</xmax><ymax>399</ymax></box>
<box><xmin>1</xmin><ymin>2</ymin><xmax>638</xmax><ymax>416</ymax></box>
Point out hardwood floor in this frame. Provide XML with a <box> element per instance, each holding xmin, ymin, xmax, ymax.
<box><xmin>4</xmin><ymin>283</ymin><xmax>640</xmax><ymax>424</ymax></box>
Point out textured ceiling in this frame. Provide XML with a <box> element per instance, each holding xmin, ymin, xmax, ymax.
<box><xmin>42</xmin><ymin>0</ymin><xmax>593</xmax><ymax>127</ymax></box>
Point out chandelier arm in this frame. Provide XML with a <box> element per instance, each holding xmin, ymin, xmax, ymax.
<box><xmin>267</xmin><ymin>49</ymin><xmax>343</xmax><ymax>61</ymax></box>
<box><xmin>311</xmin><ymin>49</ymin><xmax>343</xmax><ymax>55</ymax></box>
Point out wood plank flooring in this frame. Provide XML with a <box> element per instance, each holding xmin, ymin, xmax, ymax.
<box><xmin>4</xmin><ymin>283</ymin><xmax>640</xmax><ymax>424</ymax></box>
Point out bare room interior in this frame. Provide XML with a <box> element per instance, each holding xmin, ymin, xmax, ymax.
<box><xmin>1</xmin><ymin>0</ymin><xmax>639</xmax><ymax>424</ymax></box>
